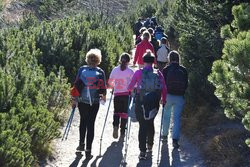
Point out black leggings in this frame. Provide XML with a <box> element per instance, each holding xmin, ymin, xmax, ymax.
<box><xmin>113</xmin><ymin>95</ymin><xmax>129</xmax><ymax>134</ymax></box>
<box><xmin>135</xmin><ymin>95</ymin><xmax>155</xmax><ymax>152</ymax></box>
<box><xmin>78</xmin><ymin>102</ymin><xmax>99</xmax><ymax>150</ymax></box>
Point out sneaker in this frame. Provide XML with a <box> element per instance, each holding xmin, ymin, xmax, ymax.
<box><xmin>85</xmin><ymin>150</ymin><xmax>93</xmax><ymax>160</ymax></box>
<box><xmin>173</xmin><ymin>139</ymin><xmax>180</xmax><ymax>149</ymax></box>
<box><xmin>138</xmin><ymin>152</ymin><xmax>147</xmax><ymax>160</ymax></box>
<box><xmin>113</xmin><ymin>126</ymin><xmax>119</xmax><ymax>139</ymax></box>
<box><xmin>76</xmin><ymin>143</ymin><xmax>85</xmax><ymax>151</ymax></box>
<box><xmin>161</xmin><ymin>136</ymin><xmax>168</xmax><ymax>142</ymax></box>
<box><xmin>147</xmin><ymin>144</ymin><xmax>153</xmax><ymax>152</ymax></box>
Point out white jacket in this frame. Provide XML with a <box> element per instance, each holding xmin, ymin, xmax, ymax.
<box><xmin>157</xmin><ymin>44</ymin><xmax>169</xmax><ymax>63</ymax></box>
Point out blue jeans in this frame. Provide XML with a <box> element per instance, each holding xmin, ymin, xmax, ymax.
<box><xmin>162</xmin><ymin>94</ymin><xmax>185</xmax><ymax>140</ymax></box>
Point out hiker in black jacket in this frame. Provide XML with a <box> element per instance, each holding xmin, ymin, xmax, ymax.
<box><xmin>162</xmin><ymin>51</ymin><xmax>188</xmax><ymax>149</ymax></box>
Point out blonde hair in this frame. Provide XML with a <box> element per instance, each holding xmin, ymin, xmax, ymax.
<box><xmin>85</xmin><ymin>49</ymin><xmax>102</xmax><ymax>67</ymax></box>
<box><xmin>142</xmin><ymin>31</ymin><xmax>151</xmax><ymax>41</ymax></box>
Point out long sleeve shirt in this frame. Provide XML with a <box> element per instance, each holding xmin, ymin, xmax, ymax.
<box><xmin>108</xmin><ymin>65</ymin><xmax>134</xmax><ymax>96</ymax></box>
<box><xmin>134</xmin><ymin>39</ymin><xmax>156</xmax><ymax>65</ymax></box>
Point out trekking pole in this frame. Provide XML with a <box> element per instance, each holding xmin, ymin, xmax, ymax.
<box><xmin>65</xmin><ymin>107</ymin><xmax>76</xmax><ymax>140</ymax></box>
<box><xmin>99</xmin><ymin>90</ymin><xmax>114</xmax><ymax>156</ymax></box>
<box><xmin>62</xmin><ymin>107</ymin><xmax>76</xmax><ymax>141</ymax></box>
<box><xmin>123</xmin><ymin>95</ymin><xmax>133</xmax><ymax>163</ymax></box>
<box><xmin>157</xmin><ymin>106</ymin><xmax>165</xmax><ymax>166</ymax></box>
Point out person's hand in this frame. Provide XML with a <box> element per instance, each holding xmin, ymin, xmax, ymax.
<box><xmin>71</xmin><ymin>97</ymin><xmax>78</xmax><ymax>108</ymax></box>
<box><xmin>100</xmin><ymin>94</ymin><xmax>106</xmax><ymax>102</ymax></box>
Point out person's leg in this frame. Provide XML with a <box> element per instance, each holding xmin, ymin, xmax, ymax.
<box><xmin>113</xmin><ymin>96</ymin><xmax>120</xmax><ymax>138</ymax></box>
<box><xmin>146</xmin><ymin>118</ymin><xmax>155</xmax><ymax>151</ymax></box>
<box><xmin>77</xmin><ymin>103</ymin><xmax>90</xmax><ymax>150</ymax></box>
<box><xmin>86</xmin><ymin>103</ymin><xmax>99</xmax><ymax>152</ymax></box>
<box><xmin>172</xmin><ymin>96</ymin><xmax>185</xmax><ymax>140</ymax></box>
<box><xmin>138</xmin><ymin>119</ymin><xmax>147</xmax><ymax>153</ymax></box>
<box><xmin>120</xmin><ymin>96</ymin><xmax>129</xmax><ymax>135</ymax></box>
<box><xmin>162</xmin><ymin>95</ymin><xmax>173</xmax><ymax>138</ymax></box>
<box><xmin>135</xmin><ymin>95</ymin><xmax>147</xmax><ymax>159</ymax></box>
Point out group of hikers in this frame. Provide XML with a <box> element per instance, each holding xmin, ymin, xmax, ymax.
<box><xmin>70</xmin><ymin>16</ymin><xmax>188</xmax><ymax>161</ymax></box>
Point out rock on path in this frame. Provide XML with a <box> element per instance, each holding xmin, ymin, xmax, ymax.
<box><xmin>43</xmin><ymin>91</ymin><xmax>206</xmax><ymax>167</ymax></box>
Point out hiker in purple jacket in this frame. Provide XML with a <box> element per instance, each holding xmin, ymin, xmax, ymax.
<box><xmin>128</xmin><ymin>50</ymin><xmax>167</xmax><ymax>160</ymax></box>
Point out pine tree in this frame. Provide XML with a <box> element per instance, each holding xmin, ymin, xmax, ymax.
<box><xmin>209</xmin><ymin>3</ymin><xmax>250</xmax><ymax>147</ymax></box>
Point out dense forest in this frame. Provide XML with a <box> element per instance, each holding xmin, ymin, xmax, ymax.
<box><xmin>0</xmin><ymin>0</ymin><xmax>249</xmax><ymax>166</ymax></box>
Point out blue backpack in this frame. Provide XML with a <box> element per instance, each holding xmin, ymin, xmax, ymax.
<box><xmin>78</xmin><ymin>66</ymin><xmax>105</xmax><ymax>105</ymax></box>
<box><xmin>155</xmin><ymin>31</ymin><xmax>164</xmax><ymax>40</ymax></box>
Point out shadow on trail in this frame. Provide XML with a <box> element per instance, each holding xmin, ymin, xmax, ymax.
<box><xmin>95</xmin><ymin>139</ymin><xmax>124</xmax><ymax>167</ymax></box>
<box><xmin>159</xmin><ymin>142</ymin><xmax>170</xmax><ymax>167</ymax></box>
<box><xmin>90</xmin><ymin>155</ymin><xmax>102</xmax><ymax>167</ymax></box>
<box><xmin>69</xmin><ymin>152</ymin><xmax>83</xmax><ymax>167</ymax></box>
<box><xmin>136</xmin><ymin>152</ymin><xmax>152</xmax><ymax>167</ymax></box>
<box><xmin>172</xmin><ymin>148</ymin><xmax>181</xmax><ymax>166</ymax></box>
<box><xmin>81</xmin><ymin>156</ymin><xmax>94</xmax><ymax>167</ymax></box>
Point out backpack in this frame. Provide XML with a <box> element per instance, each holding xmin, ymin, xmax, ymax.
<box><xmin>128</xmin><ymin>94</ymin><xmax>137</xmax><ymax>122</ymax></box>
<box><xmin>166</xmin><ymin>65</ymin><xmax>187</xmax><ymax>95</ymax></box>
<box><xmin>155</xmin><ymin>31</ymin><xmax>164</xmax><ymax>40</ymax></box>
<box><xmin>157</xmin><ymin>45</ymin><xmax>170</xmax><ymax>62</ymax></box>
<box><xmin>139</xmin><ymin>69</ymin><xmax>162</xmax><ymax>120</ymax></box>
<box><xmin>78</xmin><ymin>66</ymin><xmax>103</xmax><ymax>105</ymax></box>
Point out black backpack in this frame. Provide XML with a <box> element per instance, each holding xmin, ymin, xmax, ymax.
<box><xmin>166</xmin><ymin>65</ymin><xmax>187</xmax><ymax>95</ymax></box>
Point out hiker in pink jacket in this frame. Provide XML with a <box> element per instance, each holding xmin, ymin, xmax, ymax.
<box><xmin>128</xmin><ymin>50</ymin><xmax>167</xmax><ymax>160</ymax></box>
<box><xmin>108</xmin><ymin>53</ymin><xmax>134</xmax><ymax>139</ymax></box>
<box><xmin>133</xmin><ymin>31</ymin><xmax>156</xmax><ymax>69</ymax></box>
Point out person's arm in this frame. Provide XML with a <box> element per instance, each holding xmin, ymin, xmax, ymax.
<box><xmin>127</xmin><ymin>70</ymin><xmax>140</xmax><ymax>91</ymax></box>
<box><xmin>133</xmin><ymin>46</ymin><xmax>139</xmax><ymax>65</ymax></box>
<box><xmin>71</xmin><ymin>67</ymin><xmax>83</xmax><ymax>97</ymax></box>
<box><xmin>96</xmin><ymin>69</ymin><xmax>107</xmax><ymax>103</ymax></box>
<box><xmin>184</xmin><ymin>67</ymin><xmax>188</xmax><ymax>90</ymax></box>
<box><xmin>71</xmin><ymin>67</ymin><xmax>84</xmax><ymax>107</ymax></box>
<box><xmin>149</xmin><ymin>43</ymin><xmax>157</xmax><ymax>64</ymax></box>
<box><xmin>108</xmin><ymin>68</ymin><xmax>115</xmax><ymax>89</ymax></box>
<box><xmin>158</xmin><ymin>70</ymin><xmax>167</xmax><ymax>104</ymax></box>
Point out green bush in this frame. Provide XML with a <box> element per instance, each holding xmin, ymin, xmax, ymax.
<box><xmin>209</xmin><ymin>4</ymin><xmax>250</xmax><ymax>146</ymax></box>
<box><xmin>0</xmin><ymin>13</ymin><xmax>133</xmax><ymax>166</ymax></box>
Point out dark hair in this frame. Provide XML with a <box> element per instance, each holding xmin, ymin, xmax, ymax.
<box><xmin>120</xmin><ymin>53</ymin><xmax>130</xmax><ymax>71</ymax></box>
<box><xmin>139</xmin><ymin>27</ymin><xmax>147</xmax><ymax>34</ymax></box>
<box><xmin>168</xmin><ymin>51</ymin><xmax>180</xmax><ymax>63</ymax></box>
<box><xmin>142</xmin><ymin>31</ymin><xmax>151</xmax><ymax>41</ymax></box>
<box><xmin>161</xmin><ymin>37</ymin><xmax>167</xmax><ymax>44</ymax></box>
<box><xmin>143</xmin><ymin>50</ymin><xmax>155</xmax><ymax>63</ymax></box>
<box><xmin>148</xmin><ymin>28</ymin><xmax>154</xmax><ymax>35</ymax></box>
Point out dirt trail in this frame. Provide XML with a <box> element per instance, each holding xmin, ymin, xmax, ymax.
<box><xmin>43</xmin><ymin>91</ymin><xmax>206</xmax><ymax>167</ymax></box>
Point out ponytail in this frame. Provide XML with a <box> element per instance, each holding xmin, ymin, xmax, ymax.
<box><xmin>119</xmin><ymin>53</ymin><xmax>131</xmax><ymax>71</ymax></box>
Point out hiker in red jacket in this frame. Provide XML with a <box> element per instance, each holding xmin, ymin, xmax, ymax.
<box><xmin>133</xmin><ymin>31</ymin><xmax>155</xmax><ymax>69</ymax></box>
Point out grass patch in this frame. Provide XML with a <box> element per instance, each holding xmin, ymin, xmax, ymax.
<box><xmin>182</xmin><ymin>102</ymin><xmax>250</xmax><ymax>166</ymax></box>
<box><xmin>205</xmin><ymin>130</ymin><xmax>250</xmax><ymax>167</ymax></box>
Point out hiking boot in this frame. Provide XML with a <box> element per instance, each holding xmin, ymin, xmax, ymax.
<box><xmin>147</xmin><ymin>144</ymin><xmax>153</xmax><ymax>152</ymax></box>
<box><xmin>76</xmin><ymin>143</ymin><xmax>85</xmax><ymax>151</ymax></box>
<box><xmin>161</xmin><ymin>136</ymin><xmax>168</xmax><ymax>142</ymax></box>
<box><xmin>173</xmin><ymin>139</ymin><xmax>180</xmax><ymax>149</ymax></box>
<box><xmin>85</xmin><ymin>150</ymin><xmax>93</xmax><ymax>160</ymax></box>
<box><xmin>120</xmin><ymin>129</ymin><xmax>125</xmax><ymax>138</ymax></box>
<box><xmin>138</xmin><ymin>152</ymin><xmax>147</xmax><ymax>160</ymax></box>
<box><xmin>113</xmin><ymin>126</ymin><xmax>119</xmax><ymax>139</ymax></box>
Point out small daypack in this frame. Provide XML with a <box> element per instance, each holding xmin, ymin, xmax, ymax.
<box><xmin>139</xmin><ymin>69</ymin><xmax>162</xmax><ymax>120</ymax></box>
<box><xmin>78</xmin><ymin>66</ymin><xmax>104</xmax><ymax>105</ymax></box>
<box><xmin>157</xmin><ymin>45</ymin><xmax>170</xmax><ymax>62</ymax></box>
<box><xmin>166</xmin><ymin>65</ymin><xmax>186</xmax><ymax>95</ymax></box>
<box><xmin>155</xmin><ymin>31</ymin><xmax>164</xmax><ymax>41</ymax></box>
